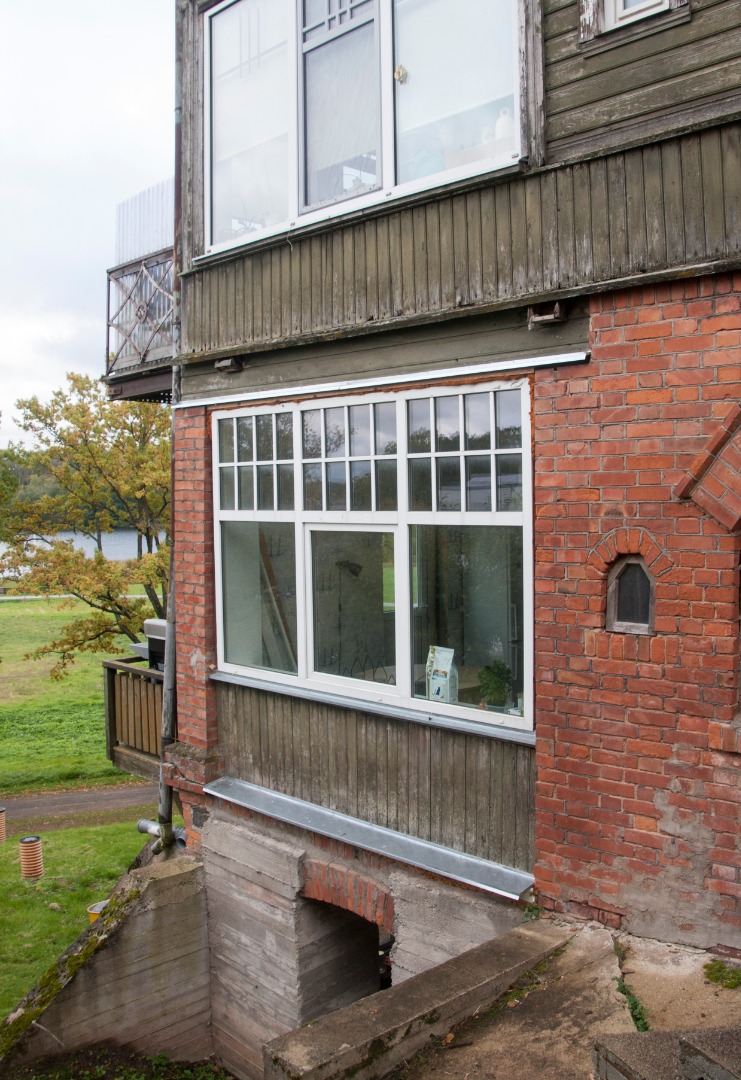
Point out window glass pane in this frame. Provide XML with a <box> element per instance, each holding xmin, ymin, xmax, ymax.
<box><xmin>304</xmin><ymin>463</ymin><xmax>322</xmax><ymax>510</ymax></box>
<box><xmin>435</xmin><ymin>397</ymin><xmax>460</xmax><ymax>451</ymax></box>
<box><xmin>376</xmin><ymin>459</ymin><xmax>397</xmax><ymax>511</ymax></box>
<box><xmin>327</xmin><ymin>462</ymin><xmax>346</xmax><ymax>510</ymax></box>
<box><xmin>210</xmin><ymin>0</ymin><xmax>290</xmax><ymax>243</ymax></box>
<box><xmin>375</xmin><ymin>402</ymin><xmax>397</xmax><ymax>454</ymax></box>
<box><xmin>411</xmin><ymin>526</ymin><xmax>523</xmax><ymax>715</ymax></box>
<box><xmin>617</xmin><ymin>563</ymin><xmax>651</xmax><ymax>624</ymax></box>
<box><xmin>437</xmin><ymin>458</ymin><xmax>461</xmax><ymax>511</ymax></box>
<box><xmin>351</xmin><ymin>460</ymin><xmax>372</xmax><ymax>510</ymax></box>
<box><xmin>237</xmin><ymin>416</ymin><xmax>253</xmax><ymax>461</ymax></box>
<box><xmin>313</xmin><ymin>531</ymin><xmax>395</xmax><ymax>684</ymax></box>
<box><xmin>256</xmin><ymin>414</ymin><xmax>273</xmax><ymax>460</ymax></box>
<box><xmin>218</xmin><ymin>419</ymin><xmax>234</xmax><ymax>463</ymax></box>
<box><xmin>276</xmin><ymin>413</ymin><xmax>293</xmax><ymax>459</ymax></box>
<box><xmin>220</xmin><ymin>468</ymin><xmax>235</xmax><ymax>510</ymax></box>
<box><xmin>257</xmin><ymin>464</ymin><xmax>274</xmax><ymax>509</ymax></box>
<box><xmin>238</xmin><ymin>465</ymin><xmax>254</xmax><ymax>509</ymax></box>
<box><xmin>496</xmin><ymin>390</ymin><xmax>522</xmax><ymax>448</ymax></box>
<box><xmin>466</xmin><ymin>456</ymin><xmax>491</xmax><ymax>511</ymax></box>
<box><xmin>222</xmin><ymin>521</ymin><xmax>297</xmax><ymax>674</ymax></box>
<box><xmin>304</xmin><ymin>23</ymin><xmax>379</xmax><ymax>207</ymax></box>
<box><xmin>408</xmin><ymin>399</ymin><xmax>431</xmax><ymax>452</ymax></box>
<box><xmin>409</xmin><ymin>458</ymin><xmax>432</xmax><ymax>511</ymax></box>
<box><xmin>394</xmin><ymin>0</ymin><xmax>515</xmax><ymax>185</ymax></box>
<box><xmin>464</xmin><ymin>393</ymin><xmax>491</xmax><ymax>450</ymax></box>
<box><xmin>496</xmin><ymin>455</ymin><xmax>522</xmax><ymax>511</ymax></box>
<box><xmin>325</xmin><ymin>407</ymin><xmax>346</xmax><ymax>458</ymax></box>
<box><xmin>349</xmin><ymin>404</ymin><xmax>371</xmax><ymax>456</ymax></box>
<box><xmin>277</xmin><ymin>464</ymin><xmax>295</xmax><ymax>510</ymax></box>
<box><xmin>303</xmin><ymin>411</ymin><xmax>322</xmax><ymax>458</ymax></box>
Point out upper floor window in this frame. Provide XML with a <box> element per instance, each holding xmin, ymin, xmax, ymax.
<box><xmin>206</xmin><ymin>0</ymin><xmax>520</xmax><ymax>251</ymax></box>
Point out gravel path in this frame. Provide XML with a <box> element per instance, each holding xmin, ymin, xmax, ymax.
<box><xmin>0</xmin><ymin>786</ymin><xmax>157</xmax><ymax>825</ymax></box>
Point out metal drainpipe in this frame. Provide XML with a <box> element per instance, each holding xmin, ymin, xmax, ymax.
<box><xmin>149</xmin><ymin>4</ymin><xmax>184</xmax><ymax>855</ymax></box>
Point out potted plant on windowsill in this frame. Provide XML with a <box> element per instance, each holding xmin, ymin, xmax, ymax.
<box><xmin>477</xmin><ymin>659</ymin><xmax>513</xmax><ymax>709</ymax></box>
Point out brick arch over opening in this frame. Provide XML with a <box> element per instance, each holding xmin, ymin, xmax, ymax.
<box><xmin>587</xmin><ymin>527</ymin><xmax>674</xmax><ymax>578</ymax></box>
<box><xmin>301</xmin><ymin>859</ymin><xmax>395</xmax><ymax>936</ymax></box>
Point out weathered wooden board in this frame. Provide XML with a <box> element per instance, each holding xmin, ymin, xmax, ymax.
<box><xmin>180</xmin><ymin>121</ymin><xmax>741</xmax><ymax>372</ymax></box>
<box><xmin>216</xmin><ymin>683</ymin><xmax>536</xmax><ymax>872</ymax></box>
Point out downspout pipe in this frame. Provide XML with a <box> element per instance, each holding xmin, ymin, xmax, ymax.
<box><xmin>151</xmin><ymin>0</ymin><xmax>184</xmax><ymax>852</ymax></box>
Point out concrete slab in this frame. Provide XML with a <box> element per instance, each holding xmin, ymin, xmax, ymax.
<box><xmin>616</xmin><ymin>935</ymin><xmax>741</xmax><ymax>1032</ymax></box>
<box><xmin>681</xmin><ymin>1028</ymin><xmax>741</xmax><ymax>1080</ymax></box>
<box><xmin>387</xmin><ymin>921</ymin><xmax>634</xmax><ymax>1080</ymax></box>
<box><xmin>594</xmin><ymin>1032</ymin><xmax>683</xmax><ymax>1080</ymax></box>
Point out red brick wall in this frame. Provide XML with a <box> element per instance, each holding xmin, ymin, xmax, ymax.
<box><xmin>533</xmin><ymin>274</ymin><xmax>741</xmax><ymax>947</ymax></box>
<box><xmin>170</xmin><ymin>406</ymin><xmax>221</xmax><ymax>806</ymax></box>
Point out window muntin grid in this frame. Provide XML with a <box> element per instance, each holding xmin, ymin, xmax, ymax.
<box><xmin>214</xmin><ymin>380</ymin><xmax>531</xmax><ymax>732</ymax></box>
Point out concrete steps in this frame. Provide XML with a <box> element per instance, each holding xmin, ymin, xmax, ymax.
<box><xmin>594</xmin><ymin>1027</ymin><xmax>741</xmax><ymax>1080</ymax></box>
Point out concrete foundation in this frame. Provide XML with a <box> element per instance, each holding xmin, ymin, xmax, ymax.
<box><xmin>201</xmin><ymin>808</ymin><xmax>523</xmax><ymax>1080</ymax></box>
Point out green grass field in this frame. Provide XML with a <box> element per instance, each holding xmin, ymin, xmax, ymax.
<box><xmin>0</xmin><ymin>599</ymin><xmax>133</xmax><ymax>794</ymax></box>
<box><xmin>0</xmin><ymin>823</ymin><xmax>151</xmax><ymax>1019</ymax></box>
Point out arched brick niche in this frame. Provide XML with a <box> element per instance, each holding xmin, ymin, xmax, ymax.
<box><xmin>301</xmin><ymin>858</ymin><xmax>395</xmax><ymax>936</ymax></box>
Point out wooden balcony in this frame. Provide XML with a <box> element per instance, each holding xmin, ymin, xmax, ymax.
<box><xmin>103</xmin><ymin>658</ymin><xmax>170</xmax><ymax>779</ymax></box>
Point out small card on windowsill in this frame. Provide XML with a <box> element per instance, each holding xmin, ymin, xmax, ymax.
<box><xmin>426</xmin><ymin>646</ymin><xmax>459</xmax><ymax>704</ymax></box>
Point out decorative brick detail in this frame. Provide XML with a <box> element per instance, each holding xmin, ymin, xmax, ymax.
<box><xmin>301</xmin><ymin>858</ymin><xmax>395</xmax><ymax>935</ymax></box>
<box><xmin>534</xmin><ymin>274</ymin><xmax>741</xmax><ymax>948</ymax></box>
<box><xmin>587</xmin><ymin>528</ymin><xmax>673</xmax><ymax>578</ymax></box>
<box><xmin>675</xmin><ymin>403</ymin><xmax>741</xmax><ymax>531</ymax></box>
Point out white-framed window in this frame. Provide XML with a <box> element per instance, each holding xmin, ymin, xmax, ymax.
<box><xmin>205</xmin><ymin>0</ymin><xmax>521</xmax><ymax>252</ymax></box>
<box><xmin>602</xmin><ymin>0</ymin><xmax>669</xmax><ymax>30</ymax></box>
<box><xmin>213</xmin><ymin>378</ymin><xmax>533</xmax><ymax>732</ymax></box>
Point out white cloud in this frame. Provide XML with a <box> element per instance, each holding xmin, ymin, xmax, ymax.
<box><xmin>0</xmin><ymin>0</ymin><xmax>175</xmax><ymax>448</ymax></box>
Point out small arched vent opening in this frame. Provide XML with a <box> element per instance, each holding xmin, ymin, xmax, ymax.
<box><xmin>606</xmin><ymin>555</ymin><xmax>655</xmax><ymax>635</ymax></box>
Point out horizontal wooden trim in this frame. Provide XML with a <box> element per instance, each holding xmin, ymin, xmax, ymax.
<box><xmin>204</xmin><ymin>776</ymin><xmax>535</xmax><ymax>900</ymax></box>
<box><xmin>209</xmin><ymin>670</ymin><xmax>536</xmax><ymax>747</ymax></box>
<box><xmin>176</xmin><ymin>353</ymin><xmax>586</xmax><ymax>415</ymax></box>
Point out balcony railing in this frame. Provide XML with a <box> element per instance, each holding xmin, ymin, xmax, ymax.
<box><xmin>103</xmin><ymin>658</ymin><xmax>169</xmax><ymax>779</ymax></box>
<box><xmin>105</xmin><ymin>248</ymin><xmax>174</xmax><ymax>398</ymax></box>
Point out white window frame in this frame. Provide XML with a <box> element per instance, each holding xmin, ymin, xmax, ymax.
<box><xmin>212</xmin><ymin>376</ymin><xmax>534</xmax><ymax>733</ymax></box>
<box><xmin>203</xmin><ymin>0</ymin><xmax>523</xmax><ymax>256</ymax></box>
<box><xmin>602</xmin><ymin>0</ymin><xmax>669</xmax><ymax>31</ymax></box>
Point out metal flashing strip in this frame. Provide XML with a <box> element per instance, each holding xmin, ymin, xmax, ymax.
<box><xmin>209</xmin><ymin>670</ymin><xmax>536</xmax><ymax>747</ymax></box>
<box><xmin>203</xmin><ymin>776</ymin><xmax>535</xmax><ymax>901</ymax></box>
<box><xmin>174</xmin><ymin>351</ymin><xmax>588</xmax><ymax>412</ymax></box>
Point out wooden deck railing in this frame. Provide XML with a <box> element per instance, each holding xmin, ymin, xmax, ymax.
<box><xmin>103</xmin><ymin>658</ymin><xmax>169</xmax><ymax>780</ymax></box>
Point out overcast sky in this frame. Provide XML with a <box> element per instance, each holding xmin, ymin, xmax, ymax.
<box><xmin>0</xmin><ymin>1</ymin><xmax>175</xmax><ymax>447</ymax></box>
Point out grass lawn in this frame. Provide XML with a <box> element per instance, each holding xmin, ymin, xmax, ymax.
<box><xmin>0</xmin><ymin>823</ymin><xmax>149</xmax><ymax>1021</ymax></box>
<box><xmin>0</xmin><ymin>599</ymin><xmax>138</xmax><ymax>795</ymax></box>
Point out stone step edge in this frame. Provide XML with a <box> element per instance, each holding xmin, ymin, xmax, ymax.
<box><xmin>263</xmin><ymin>920</ymin><xmax>572</xmax><ymax>1080</ymax></box>
<box><xmin>595</xmin><ymin>1027</ymin><xmax>741</xmax><ymax>1080</ymax></box>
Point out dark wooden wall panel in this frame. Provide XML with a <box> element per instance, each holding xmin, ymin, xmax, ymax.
<box><xmin>181</xmin><ymin>123</ymin><xmax>741</xmax><ymax>365</ymax></box>
<box><xmin>217</xmin><ymin>683</ymin><xmax>535</xmax><ymax>873</ymax></box>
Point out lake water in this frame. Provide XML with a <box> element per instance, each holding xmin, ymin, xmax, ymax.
<box><xmin>1</xmin><ymin>530</ymin><xmax>164</xmax><ymax>562</ymax></box>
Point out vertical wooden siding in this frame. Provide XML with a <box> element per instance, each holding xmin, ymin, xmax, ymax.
<box><xmin>217</xmin><ymin>683</ymin><xmax>535</xmax><ymax>873</ymax></box>
<box><xmin>181</xmin><ymin>123</ymin><xmax>741</xmax><ymax>360</ymax></box>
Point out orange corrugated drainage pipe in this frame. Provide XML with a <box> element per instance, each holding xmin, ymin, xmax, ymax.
<box><xmin>0</xmin><ymin>807</ymin><xmax>6</xmax><ymax>842</ymax></box>
<box><xmin>19</xmin><ymin>835</ymin><xmax>43</xmax><ymax>879</ymax></box>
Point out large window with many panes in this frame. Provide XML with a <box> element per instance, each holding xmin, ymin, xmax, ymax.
<box><xmin>206</xmin><ymin>0</ymin><xmax>520</xmax><ymax>251</ymax></box>
<box><xmin>214</xmin><ymin>379</ymin><xmax>532</xmax><ymax>731</ymax></box>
